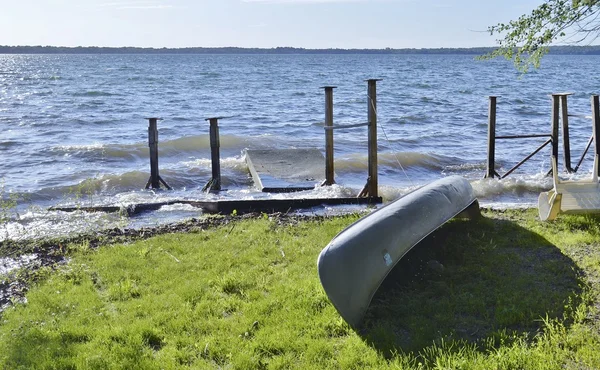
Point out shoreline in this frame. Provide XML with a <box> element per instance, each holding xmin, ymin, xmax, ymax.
<box><xmin>2</xmin><ymin>45</ymin><xmax>600</xmax><ymax>55</ymax></box>
<box><xmin>1</xmin><ymin>206</ymin><xmax>597</xmax><ymax>367</ymax></box>
<box><xmin>0</xmin><ymin>211</ymin><xmax>362</xmax><ymax>314</ymax></box>
<box><xmin>0</xmin><ymin>206</ymin><xmax>537</xmax><ymax>315</ymax></box>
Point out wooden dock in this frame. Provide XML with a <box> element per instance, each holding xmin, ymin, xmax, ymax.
<box><xmin>49</xmin><ymin>80</ymin><xmax>386</xmax><ymax>218</ymax></box>
<box><xmin>142</xmin><ymin>80</ymin><xmax>382</xmax><ymax>199</ymax></box>
<box><xmin>245</xmin><ymin>149</ymin><xmax>326</xmax><ymax>193</ymax></box>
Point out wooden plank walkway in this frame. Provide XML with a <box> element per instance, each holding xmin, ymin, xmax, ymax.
<box><xmin>51</xmin><ymin>197</ymin><xmax>382</xmax><ymax>216</ymax></box>
<box><xmin>245</xmin><ymin>149</ymin><xmax>326</xmax><ymax>192</ymax></box>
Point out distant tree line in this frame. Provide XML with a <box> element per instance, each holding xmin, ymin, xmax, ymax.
<box><xmin>1</xmin><ymin>45</ymin><xmax>600</xmax><ymax>55</ymax></box>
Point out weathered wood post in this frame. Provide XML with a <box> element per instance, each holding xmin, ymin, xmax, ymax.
<box><xmin>365</xmin><ymin>79</ymin><xmax>381</xmax><ymax>198</ymax></box>
<box><xmin>145</xmin><ymin>118</ymin><xmax>172</xmax><ymax>190</ymax></box>
<box><xmin>322</xmin><ymin>86</ymin><xmax>336</xmax><ymax>186</ymax></box>
<box><xmin>485</xmin><ymin>96</ymin><xmax>497</xmax><ymax>178</ymax></box>
<box><xmin>592</xmin><ymin>95</ymin><xmax>600</xmax><ymax>178</ymax></box>
<box><xmin>558</xmin><ymin>93</ymin><xmax>574</xmax><ymax>173</ymax></box>
<box><xmin>551</xmin><ymin>94</ymin><xmax>561</xmax><ymax>175</ymax></box>
<box><xmin>203</xmin><ymin>117</ymin><xmax>222</xmax><ymax>192</ymax></box>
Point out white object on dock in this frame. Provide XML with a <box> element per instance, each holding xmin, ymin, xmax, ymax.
<box><xmin>538</xmin><ymin>154</ymin><xmax>600</xmax><ymax>221</ymax></box>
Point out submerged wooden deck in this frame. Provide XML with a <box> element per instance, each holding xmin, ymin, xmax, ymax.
<box><xmin>245</xmin><ymin>149</ymin><xmax>326</xmax><ymax>193</ymax></box>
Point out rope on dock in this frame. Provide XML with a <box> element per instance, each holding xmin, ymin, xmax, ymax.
<box><xmin>369</xmin><ymin>93</ymin><xmax>415</xmax><ymax>187</ymax></box>
<box><xmin>323</xmin><ymin>122</ymin><xmax>368</xmax><ymax>130</ymax></box>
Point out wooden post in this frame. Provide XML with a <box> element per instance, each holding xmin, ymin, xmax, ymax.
<box><xmin>322</xmin><ymin>86</ymin><xmax>336</xmax><ymax>186</ymax></box>
<box><xmin>145</xmin><ymin>118</ymin><xmax>172</xmax><ymax>190</ymax></box>
<box><xmin>203</xmin><ymin>117</ymin><xmax>222</xmax><ymax>192</ymax></box>
<box><xmin>365</xmin><ymin>79</ymin><xmax>381</xmax><ymax>198</ymax></box>
<box><xmin>485</xmin><ymin>96</ymin><xmax>497</xmax><ymax>178</ymax></box>
<box><xmin>551</xmin><ymin>94</ymin><xmax>560</xmax><ymax>175</ymax></box>
<box><xmin>559</xmin><ymin>93</ymin><xmax>574</xmax><ymax>173</ymax></box>
<box><xmin>592</xmin><ymin>95</ymin><xmax>600</xmax><ymax>178</ymax></box>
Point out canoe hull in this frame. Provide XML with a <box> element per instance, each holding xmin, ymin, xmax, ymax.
<box><xmin>317</xmin><ymin>176</ymin><xmax>478</xmax><ymax>328</ymax></box>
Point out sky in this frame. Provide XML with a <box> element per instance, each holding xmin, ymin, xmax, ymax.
<box><xmin>0</xmin><ymin>0</ymin><xmax>545</xmax><ymax>49</ymax></box>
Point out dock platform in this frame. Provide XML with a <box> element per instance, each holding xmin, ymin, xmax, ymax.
<box><xmin>245</xmin><ymin>149</ymin><xmax>326</xmax><ymax>192</ymax></box>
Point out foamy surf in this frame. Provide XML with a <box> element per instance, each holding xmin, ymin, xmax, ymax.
<box><xmin>0</xmin><ymin>171</ymin><xmax>568</xmax><ymax>243</ymax></box>
<box><xmin>0</xmin><ymin>209</ymin><xmax>127</xmax><ymax>242</ymax></box>
<box><xmin>50</xmin><ymin>134</ymin><xmax>257</xmax><ymax>160</ymax></box>
<box><xmin>0</xmin><ymin>254</ymin><xmax>37</xmax><ymax>277</ymax></box>
<box><xmin>471</xmin><ymin>175</ymin><xmax>553</xmax><ymax>199</ymax></box>
<box><xmin>334</xmin><ymin>151</ymin><xmax>453</xmax><ymax>172</ymax></box>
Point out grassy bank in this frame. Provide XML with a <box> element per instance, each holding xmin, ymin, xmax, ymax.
<box><xmin>0</xmin><ymin>209</ymin><xmax>599</xmax><ymax>369</ymax></box>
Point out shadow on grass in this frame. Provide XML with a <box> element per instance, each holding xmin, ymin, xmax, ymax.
<box><xmin>360</xmin><ymin>215</ymin><xmax>583</xmax><ymax>356</ymax></box>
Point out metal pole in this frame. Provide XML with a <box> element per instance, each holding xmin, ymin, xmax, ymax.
<box><xmin>146</xmin><ymin>118</ymin><xmax>160</xmax><ymax>189</ymax></box>
<box><xmin>559</xmin><ymin>94</ymin><xmax>574</xmax><ymax>173</ymax></box>
<box><xmin>364</xmin><ymin>79</ymin><xmax>382</xmax><ymax>198</ymax></box>
<box><xmin>145</xmin><ymin>118</ymin><xmax>172</xmax><ymax>190</ymax></box>
<box><xmin>486</xmin><ymin>96</ymin><xmax>497</xmax><ymax>178</ymax></box>
<box><xmin>551</xmin><ymin>94</ymin><xmax>560</xmax><ymax>176</ymax></box>
<box><xmin>592</xmin><ymin>95</ymin><xmax>600</xmax><ymax>178</ymax></box>
<box><xmin>204</xmin><ymin>117</ymin><xmax>222</xmax><ymax>192</ymax></box>
<box><xmin>323</xmin><ymin>86</ymin><xmax>336</xmax><ymax>186</ymax></box>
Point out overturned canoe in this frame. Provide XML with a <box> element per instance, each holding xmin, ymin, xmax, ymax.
<box><xmin>317</xmin><ymin>175</ymin><xmax>479</xmax><ymax>328</ymax></box>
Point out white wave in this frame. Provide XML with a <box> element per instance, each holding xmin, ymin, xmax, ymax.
<box><xmin>471</xmin><ymin>175</ymin><xmax>553</xmax><ymax>198</ymax></box>
<box><xmin>479</xmin><ymin>201</ymin><xmax>536</xmax><ymax>210</ymax></box>
<box><xmin>0</xmin><ymin>210</ymin><xmax>128</xmax><ymax>242</ymax></box>
<box><xmin>180</xmin><ymin>156</ymin><xmax>247</xmax><ymax>171</ymax></box>
<box><xmin>0</xmin><ymin>254</ymin><xmax>37</xmax><ymax>276</ymax></box>
<box><xmin>156</xmin><ymin>203</ymin><xmax>201</xmax><ymax>213</ymax></box>
<box><xmin>377</xmin><ymin>184</ymin><xmax>421</xmax><ymax>202</ymax></box>
<box><xmin>54</xmin><ymin>142</ymin><xmax>105</xmax><ymax>152</ymax></box>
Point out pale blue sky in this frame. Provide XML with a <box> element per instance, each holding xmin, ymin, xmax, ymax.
<box><xmin>1</xmin><ymin>0</ymin><xmax>544</xmax><ymax>48</ymax></box>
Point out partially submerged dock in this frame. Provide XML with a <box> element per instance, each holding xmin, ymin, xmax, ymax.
<box><xmin>52</xmin><ymin>80</ymin><xmax>385</xmax><ymax>216</ymax></box>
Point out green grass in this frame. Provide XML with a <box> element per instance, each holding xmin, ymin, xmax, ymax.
<box><xmin>1</xmin><ymin>209</ymin><xmax>600</xmax><ymax>369</ymax></box>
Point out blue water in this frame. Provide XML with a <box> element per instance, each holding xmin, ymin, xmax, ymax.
<box><xmin>1</xmin><ymin>53</ymin><xmax>600</xmax><ymax>240</ymax></box>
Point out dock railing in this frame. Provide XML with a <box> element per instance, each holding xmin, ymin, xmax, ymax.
<box><xmin>485</xmin><ymin>94</ymin><xmax>600</xmax><ymax>179</ymax></box>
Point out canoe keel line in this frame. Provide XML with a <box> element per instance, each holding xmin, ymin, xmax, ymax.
<box><xmin>317</xmin><ymin>176</ymin><xmax>479</xmax><ymax>328</ymax></box>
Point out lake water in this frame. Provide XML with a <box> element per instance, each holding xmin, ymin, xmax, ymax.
<box><xmin>1</xmin><ymin>53</ymin><xmax>600</xmax><ymax>241</ymax></box>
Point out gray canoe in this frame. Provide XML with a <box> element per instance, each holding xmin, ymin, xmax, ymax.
<box><xmin>317</xmin><ymin>175</ymin><xmax>479</xmax><ymax>328</ymax></box>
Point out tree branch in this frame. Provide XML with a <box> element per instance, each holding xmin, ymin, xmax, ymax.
<box><xmin>480</xmin><ymin>0</ymin><xmax>600</xmax><ymax>72</ymax></box>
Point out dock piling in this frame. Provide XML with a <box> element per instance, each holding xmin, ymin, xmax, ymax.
<box><xmin>551</xmin><ymin>95</ymin><xmax>560</xmax><ymax>174</ymax></box>
<box><xmin>359</xmin><ymin>79</ymin><xmax>382</xmax><ymax>198</ymax></box>
<box><xmin>322</xmin><ymin>86</ymin><xmax>336</xmax><ymax>186</ymax></box>
<box><xmin>592</xmin><ymin>95</ymin><xmax>600</xmax><ymax>178</ymax></box>
<box><xmin>485</xmin><ymin>96</ymin><xmax>497</xmax><ymax>178</ymax></box>
<box><xmin>145</xmin><ymin>118</ymin><xmax>172</xmax><ymax>190</ymax></box>
<box><xmin>203</xmin><ymin>117</ymin><xmax>222</xmax><ymax>192</ymax></box>
<box><xmin>557</xmin><ymin>93</ymin><xmax>575</xmax><ymax>173</ymax></box>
